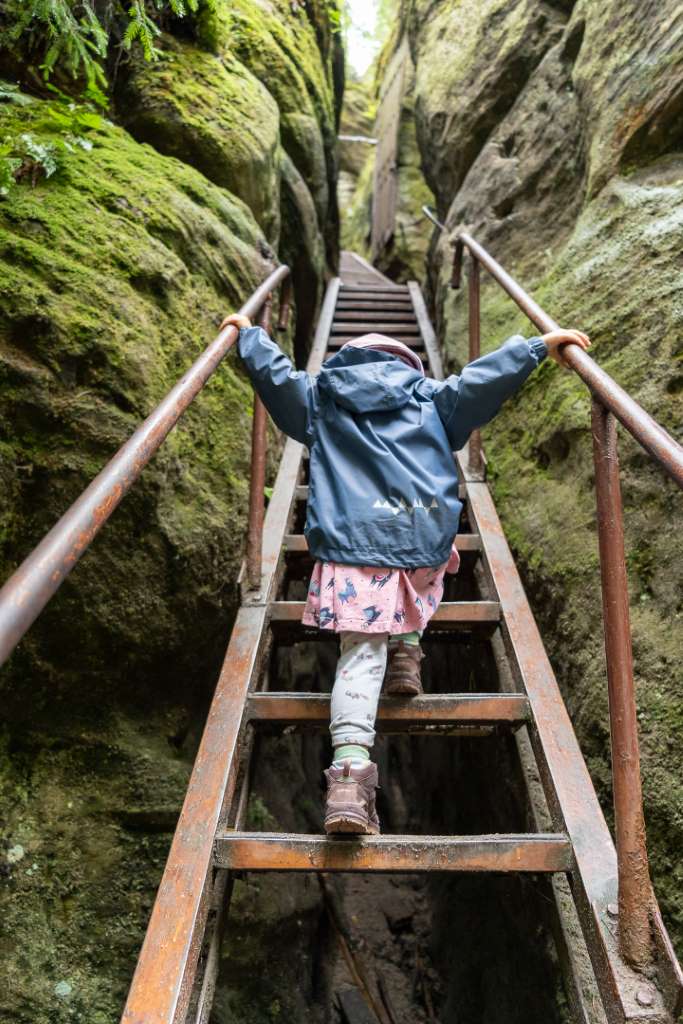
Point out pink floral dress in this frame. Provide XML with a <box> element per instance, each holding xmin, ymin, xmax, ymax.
<box><xmin>301</xmin><ymin>544</ymin><xmax>461</xmax><ymax>634</ymax></box>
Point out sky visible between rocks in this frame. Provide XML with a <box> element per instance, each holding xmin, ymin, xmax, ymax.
<box><xmin>345</xmin><ymin>0</ymin><xmax>383</xmax><ymax>75</ymax></box>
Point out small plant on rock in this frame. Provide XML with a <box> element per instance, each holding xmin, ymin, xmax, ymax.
<box><xmin>0</xmin><ymin>0</ymin><xmax>217</xmax><ymax>99</ymax></box>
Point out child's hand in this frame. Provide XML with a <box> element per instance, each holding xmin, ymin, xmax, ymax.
<box><xmin>542</xmin><ymin>328</ymin><xmax>591</xmax><ymax>367</ymax></box>
<box><xmin>220</xmin><ymin>313</ymin><xmax>252</xmax><ymax>332</ymax></box>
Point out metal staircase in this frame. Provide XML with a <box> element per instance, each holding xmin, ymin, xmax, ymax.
<box><xmin>1</xmin><ymin>247</ymin><xmax>681</xmax><ymax>1024</ymax></box>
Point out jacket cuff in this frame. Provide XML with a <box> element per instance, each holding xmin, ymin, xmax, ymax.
<box><xmin>527</xmin><ymin>336</ymin><xmax>548</xmax><ymax>364</ymax></box>
<box><xmin>237</xmin><ymin>324</ymin><xmax>259</xmax><ymax>357</ymax></box>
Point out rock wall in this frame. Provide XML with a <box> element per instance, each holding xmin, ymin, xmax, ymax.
<box><xmin>387</xmin><ymin>0</ymin><xmax>682</xmax><ymax>956</ymax></box>
<box><xmin>340</xmin><ymin>33</ymin><xmax>435</xmax><ymax>282</ymax></box>
<box><xmin>0</xmin><ymin>3</ymin><xmax>341</xmax><ymax>1020</ymax></box>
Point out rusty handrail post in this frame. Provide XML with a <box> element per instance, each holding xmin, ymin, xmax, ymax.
<box><xmin>468</xmin><ymin>255</ymin><xmax>484</xmax><ymax>476</ymax></box>
<box><xmin>452</xmin><ymin>226</ymin><xmax>675</xmax><ymax>970</ymax></box>
<box><xmin>451</xmin><ymin>238</ymin><xmax>464</xmax><ymax>290</ymax></box>
<box><xmin>277</xmin><ymin>275</ymin><xmax>292</xmax><ymax>331</ymax></box>
<box><xmin>591</xmin><ymin>398</ymin><xmax>653</xmax><ymax>969</ymax></box>
<box><xmin>0</xmin><ymin>264</ymin><xmax>290</xmax><ymax>668</ymax></box>
<box><xmin>245</xmin><ymin>295</ymin><xmax>272</xmax><ymax>592</ymax></box>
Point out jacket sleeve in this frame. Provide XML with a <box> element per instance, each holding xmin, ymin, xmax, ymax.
<box><xmin>432</xmin><ymin>335</ymin><xmax>548</xmax><ymax>450</ymax></box>
<box><xmin>237</xmin><ymin>326</ymin><xmax>317</xmax><ymax>446</ymax></box>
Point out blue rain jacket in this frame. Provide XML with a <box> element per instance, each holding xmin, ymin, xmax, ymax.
<box><xmin>238</xmin><ymin>327</ymin><xmax>548</xmax><ymax>568</ymax></box>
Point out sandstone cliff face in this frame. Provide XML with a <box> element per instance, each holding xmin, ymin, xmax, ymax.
<box><xmin>0</xmin><ymin>4</ymin><xmax>341</xmax><ymax>1019</ymax></box>
<box><xmin>388</xmin><ymin>0</ymin><xmax>682</xmax><ymax>954</ymax></box>
<box><xmin>341</xmin><ymin>42</ymin><xmax>435</xmax><ymax>282</ymax></box>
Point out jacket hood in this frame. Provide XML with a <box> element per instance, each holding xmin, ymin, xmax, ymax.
<box><xmin>319</xmin><ymin>345</ymin><xmax>423</xmax><ymax>414</ymax></box>
<box><xmin>342</xmin><ymin>333</ymin><xmax>425</xmax><ymax>374</ymax></box>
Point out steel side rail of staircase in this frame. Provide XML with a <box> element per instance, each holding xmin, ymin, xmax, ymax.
<box><xmin>1</xmin><ymin>242</ymin><xmax>681</xmax><ymax>1024</ymax></box>
<box><xmin>446</xmin><ymin>227</ymin><xmax>683</xmax><ymax>982</ymax></box>
<box><xmin>127</xmin><ymin>261</ymin><xmax>680</xmax><ymax>1024</ymax></box>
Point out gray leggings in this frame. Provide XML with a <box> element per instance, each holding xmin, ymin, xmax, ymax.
<box><xmin>330</xmin><ymin>631</ymin><xmax>418</xmax><ymax>748</ymax></box>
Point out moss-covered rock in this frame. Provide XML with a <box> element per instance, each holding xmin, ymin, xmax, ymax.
<box><xmin>279</xmin><ymin>151</ymin><xmax>326</xmax><ymax>366</ymax></box>
<box><xmin>115</xmin><ymin>1</ymin><xmax>342</xmax><ymax>344</ymax></box>
<box><xmin>0</xmin><ymin>2</ymin><xmax>342</xmax><ymax>1018</ymax></box>
<box><xmin>0</xmin><ymin>91</ymin><xmax>281</xmax><ymax>1021</ymax></box>
<box><xmin>216</xmin><ymin>0</ymin><xmax>342</xmax><ymax>265</ymax></box>
<box><xmin>117</xmin><ymin>38</ymin><xmax>282</xmax><ymax>241</ymax></box>
<box><xmin>439</xmin><ymin>29</ymin><xmax>585</xmax><ymax>281</ymax></box>
<box><xmin>341</xmin><ymin>41</ymin><xmax>435</xmax><ymax>282</ymax></box>
<box><xmin>570</xmin><ymin>0</ymin><xmax>683</xmax><ymax>195</ymax></box>
<box><xmin>396</xmin><ymin>0</ymin><xmax>683</xmax><ymax>960</ymax></box>
<box><xmin>407</xmin><ymin>0</ymin><xmax>568</xmax><ymax>215</ymax></box>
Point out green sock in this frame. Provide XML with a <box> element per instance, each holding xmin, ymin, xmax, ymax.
<box><xmin>389</xmin><ymin>630</ymin><xmax>420</xmax><ymax>646</ymax></box>
<box><xmin>333</xmin><ymin>744</ymin><xmax>370</xmax><ymax>768</ymax></box>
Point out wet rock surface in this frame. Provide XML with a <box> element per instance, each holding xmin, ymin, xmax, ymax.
<box><xmin>0</xmin><ymin>3</ymin><xmax>341</xmax><ymax>1019</ymax></box>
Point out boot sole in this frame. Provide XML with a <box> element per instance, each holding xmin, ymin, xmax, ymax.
<box><xmin>325</xmin><ymin>813</ymin><xmax>379</xmax><ymax>836</ymax></box>
<box><xmin>385</xmin><ymin>681</ymin><xmax>422</xmax><ymax>696</ymax></box>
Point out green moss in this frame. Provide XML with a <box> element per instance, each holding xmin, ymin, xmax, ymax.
<box><xmin>570</xmin><ymin>0</ymin><xmax>683</xmax><ymax>195</ymax></box>
<box><xmin>0</xmin><ymin>93</ymin><xmax>278</xmax><ymax>1019</ymax></box>
<box><xmin>439</xmin><ymin>156</ymin><xmax>683</xmax><ymax>954</ymax></box>
<box><xmin>214</xmin><ymin>0</ymin><xmax>338</xmax><ymax>229</ymax></box>
<box><xmin>340</xmin><ymin>147</ymin><xmax>373</xmax><ymax>256</ymax></box>
<box><xmin>118</xmin><ymin>38</ymin><xmax>282</xmax><ymax>241</ymax></box>
<box><xmin>409</xmin><ymin>0</ymin><xmax>566</xmax><ymax>207</ymax></box>
<box><xmin>340</xmin><ymin>43</ymin><xmax>434</xmax><ymax>281</ymax></box>
<box><xmin>0</xmin><ymin>708</ymin><xmax>192</xmax><ymax>1022</ymax></box>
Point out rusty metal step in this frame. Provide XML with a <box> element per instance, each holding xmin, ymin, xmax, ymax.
<box><xmin>283</xmin><ymin>533</ymin><xmax>480</xmax><ymax>554</ymax></box>
<box><xmin>331</xmin><ymin>322</ymin><xmax>421</xmax><ymax>334</ymax></box>
<box><xmin>247</xmin><ymin>692</ymin><xmax>529</xmax><ymax>730</ymax></box>
<box><xmin>332</xmin><ymin>311</ymin><xmax>419</xmax><ymax>321</ymax></box>
<box><xmin>268</xmin><ymin>600</ymin><xmax>501</xmax><ymax>627</ymax></box>
<box><xmin>335</xmin><ymin>300</ymin><xmax>414</xmax><ymax>312</ymax></box>
<box><xmin>213</xmin><ymin>832</ymin><xmax>572</xmax><ymax>873</ymax></box>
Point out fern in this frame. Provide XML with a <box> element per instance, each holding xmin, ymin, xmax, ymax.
<box><xmin>2</xmin><ymin>2</ymin><xmax>108</xmax><ymax>90</ymax></box>
<box><xmin>2</xmin><ymin>1</ymin><xmax>216</xmax><ymax>92</ymax></box>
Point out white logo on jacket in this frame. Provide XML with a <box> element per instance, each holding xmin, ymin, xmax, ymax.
<box><xmin>373</xmin><ymin>497</ymin><xmax>439</xmax><ymax>516</ymax></box>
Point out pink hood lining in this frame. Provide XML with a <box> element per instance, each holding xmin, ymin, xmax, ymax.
<box><xmin>341</xmin><ymin>333</ymin><xmax>425</xmax><ymax>376</ymax></box>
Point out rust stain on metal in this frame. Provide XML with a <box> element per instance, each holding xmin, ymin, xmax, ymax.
<box><xmin>214</xmin><ymin>832</ymin><xmax>572</xmax><ymax>873</ymax></box>
<box><xmin>591</xmin><ymin>400</ymin><xmax>653</xmax><ymax>969</ymax></box>
<box><xmin>268</xmin><ymin>600</ymin><xmax>500</xmax><ymax>624</ymax></box>
<box><xmin>247</xmin><ymin>692</ymin><xmax>529</xmax><ymax>728</ymax></box>
<box><xmin>467</xmin><ymin>256</ymin><xmax>483</xmax><ymax>476</ymax></box>
<box><xmin>455</xmin><ymin>232</ymin><xmax>683</xmax><ymax>487</ymax></box>
<box><xmin>246</xmin><ymin>295</ymin><xmax>272</xmax><ymax>591</ymax></box>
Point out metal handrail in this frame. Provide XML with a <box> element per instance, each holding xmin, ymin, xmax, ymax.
<box><xmin>0</xmin><ymin>263</ymin><xmax>291</xmax><ymax>668</ymax></box>
<box><xmin>439</xmin><ymin>221</ymin><xmax>681</xmax><ymax>970</ymax></box>
<box><xmin>420</xmin><ymin>208</ymin><xmax>683</xmax><ymax>486</ymax></box>
<box><xmin>452</xmin><ymin>231</ymin><xmax>683</xmax><ymax>487</ymax></box>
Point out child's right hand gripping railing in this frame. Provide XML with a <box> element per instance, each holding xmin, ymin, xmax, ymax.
<box><xmin>447</xmin><ymin>225</ymin><xmax>683</xmax><ymax>973</ymax></box>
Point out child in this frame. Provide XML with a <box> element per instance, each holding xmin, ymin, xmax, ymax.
<box><xmin>222</xmin><ymin>312</ymin><xmax>590</xmax><ymax>835</ymax></box>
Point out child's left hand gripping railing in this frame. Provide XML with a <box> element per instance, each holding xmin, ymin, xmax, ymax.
<box><xmin>0</xmin><ymin>263</ymin><xmax>291</xmax><ymax>669</ymax></box>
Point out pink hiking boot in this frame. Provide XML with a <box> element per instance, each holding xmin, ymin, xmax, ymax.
<box><xmin>323</xmin><ymin>760</ymin><xmax>380</xmax><ymax>835</ymax></box>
